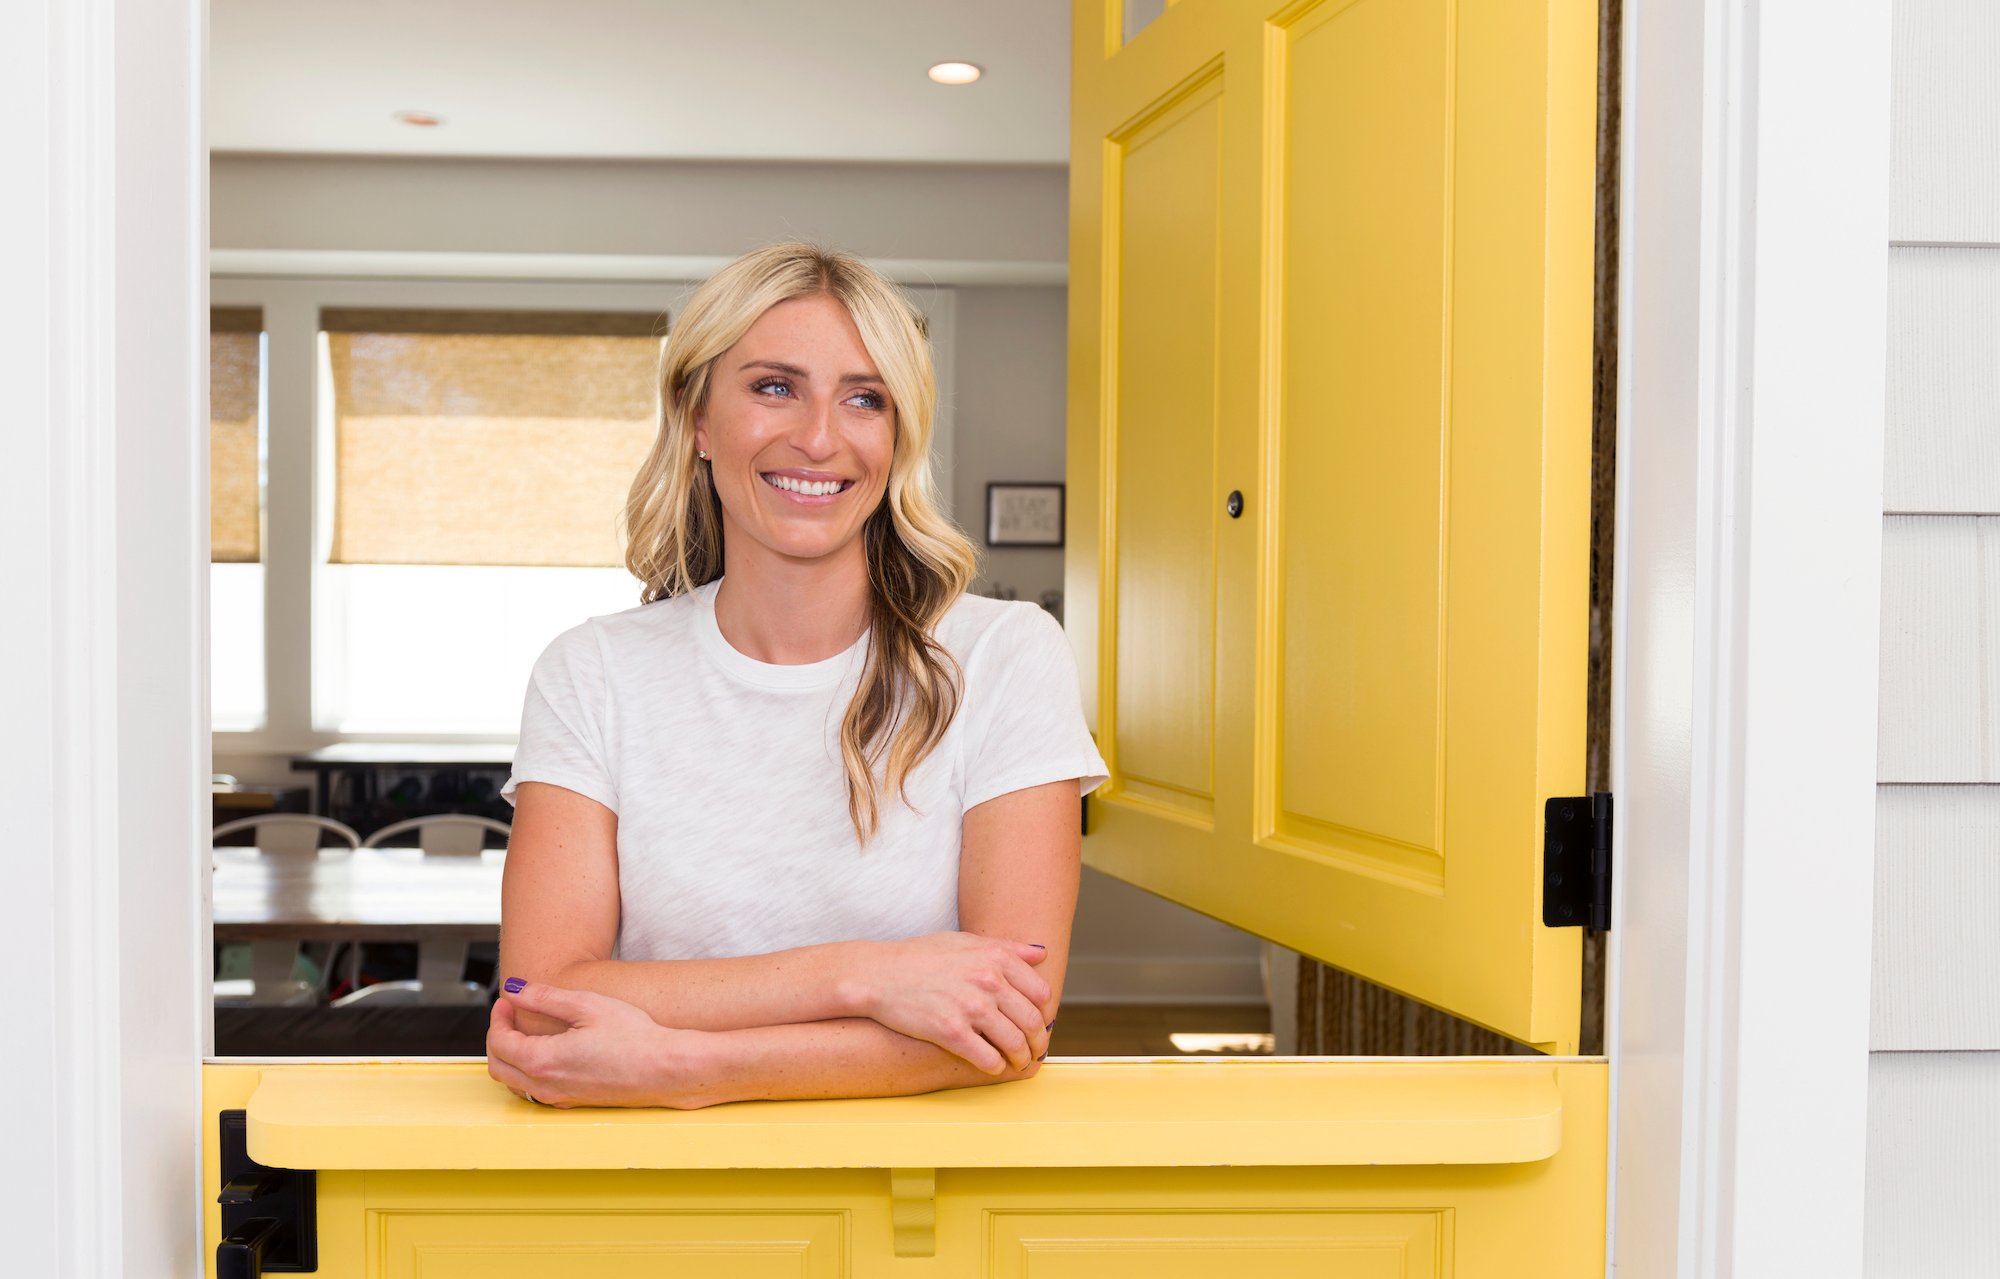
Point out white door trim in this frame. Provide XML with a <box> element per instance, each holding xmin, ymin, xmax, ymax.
<box><xmin>2</xmin><ymin>0</ymin><xmax>1893</xmax><ymax>1273</ymax></box>
<box><xmin>0</xmin><ymin>0</ymin><xmax>208</xmax><ymax>1272</ymax></box>
<box><xmin>1608</xmin><ymin>1</ymin><xmax>1891</xmax><ymax>1274</ymax></box>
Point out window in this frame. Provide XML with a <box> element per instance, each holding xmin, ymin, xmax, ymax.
<box><xmin>206</xmin><ymin>279</ymin><xmax>951</xmax><ymax>748</ymax></box>
<box><xmin>210</xmin><ymin>307</ymin><xmax>266</xmax><ymax>731</ymax></box>
<box><xmin>315</xmin><ymin>308</ymin><xmax>665</xmax><ymax>734</ymax></box>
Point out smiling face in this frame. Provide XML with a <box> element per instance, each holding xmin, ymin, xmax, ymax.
<box><xmin>692</xmin><ymin>292</ymin><xmax>896</xmax><ymax>574</ymax></box>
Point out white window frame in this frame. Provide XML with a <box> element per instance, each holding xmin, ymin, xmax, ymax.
<box><xmin>208</xmin><ymin>275</ymin><xmax>958</xmax><ymax>754</ymax></box>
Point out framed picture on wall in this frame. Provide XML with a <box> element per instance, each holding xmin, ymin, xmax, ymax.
<box><xmin>985</xmin><ymin>482</ymin><xmax>1065</xmax><ymax>547</ymax></box>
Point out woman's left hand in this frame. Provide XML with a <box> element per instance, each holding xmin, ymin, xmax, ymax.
<box><xmin>486</xmin><ymin>980</ymin><xmax>711</xmax><ymax>1109</ymax></box>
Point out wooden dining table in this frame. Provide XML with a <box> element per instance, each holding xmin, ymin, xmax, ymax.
<box><xmin>210</xmin><ymin>845</ymin><xmax>504</xmax><ymax>944</ymax></box>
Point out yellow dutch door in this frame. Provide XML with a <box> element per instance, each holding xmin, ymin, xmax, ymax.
<box><xmin>202</xmin><ymin>2</ymin><xmax>1604</xmax><ymax>1274</ymax></box>
<box><xmin>1068</xmin><ymin>0</ymin><xmax>1597</xmax><ymax>1053</ymax></box>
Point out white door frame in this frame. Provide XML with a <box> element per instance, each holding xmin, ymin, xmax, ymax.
<box><xmin>0</xmin><ymin>0</ymin><xmax>1891</xmax><ymax>1275</ymax></box>
<box><xmin>1606</xmin><ymin>0</ymin><xmax>1890</xmax><ymax>1275</ymax></box>
<box><xmin>0</xmin><ymin>0</ymin><xmax>209</xmax><ymax>1271</ymax></box>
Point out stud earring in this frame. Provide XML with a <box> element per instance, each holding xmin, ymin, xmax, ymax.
<box><xmin>697</xmin><ymin>450</ymin><xmax>708</xmax><ymax>460</ymax></box>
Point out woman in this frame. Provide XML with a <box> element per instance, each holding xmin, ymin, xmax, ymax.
<box><xmin>485</xmin><ymin>242</ymin><xmax>1107</xmax><ymax>1110</ymax></box>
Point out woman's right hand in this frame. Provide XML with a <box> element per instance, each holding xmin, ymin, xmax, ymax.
<box><xmin>844</xmin><ymin>932</ymin><xmax>1054</xmax><ymax>1074</ymax></box>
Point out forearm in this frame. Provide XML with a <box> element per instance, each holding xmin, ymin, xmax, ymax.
<box><xmin>528</xmin><ymin>943</ymin><xmax>870</xmax><ymax>1034</ymax></box>
<box><xmin>677</xmin><ymin>1016</ymin><xmax>1041</xmax><ymax>1107</ymax></box>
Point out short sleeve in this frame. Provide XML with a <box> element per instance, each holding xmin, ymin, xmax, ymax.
<box><xmin>958</xmin><ymin>604</ymin><xmax>1110</xmax><ymax>813</ymax></box>
<box><xmin>501</xmin><ymin>622</ymin><xmax>619</xmax><ymax>812</ymax></box>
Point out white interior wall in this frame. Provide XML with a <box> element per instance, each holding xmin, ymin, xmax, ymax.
<box><xmin>1866</xmin><ymin>1</ymin><xmax>2000</xmax><ymax>1270</ymax></box>
<box><xmin>209</xmin><ymin>152</ymin><xmax>1267</xmax><ymax>1007</ymax></box>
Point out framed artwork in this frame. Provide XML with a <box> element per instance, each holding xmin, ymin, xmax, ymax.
<box><xmin>985</xmin><ymin>482</ymin><xmax>1065</xmax><ymax>547</ymax></box>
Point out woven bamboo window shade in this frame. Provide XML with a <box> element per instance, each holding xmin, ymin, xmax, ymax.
<box><xmin>322</xmin><ymin>308</ymin><xmax>666</xmax><ymax>567</ymax></box>
<box><xmin>211</xmin><ymin>307</ymin><xmax>263</xmax><ymax>563</ymax></box>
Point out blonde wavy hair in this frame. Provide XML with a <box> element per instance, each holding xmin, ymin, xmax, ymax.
<box><xmin>623</xmin><ymin>242</ymin><xmax>978</xmax><ymax>844</ymax></box>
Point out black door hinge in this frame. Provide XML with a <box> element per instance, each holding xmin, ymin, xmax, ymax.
<box><xmin>216</xmin><ymin>1109</ymin><xmax>317</xmax><ymax>1276</ymax></box>
<box><xmin>1542</xmin><ymin>792</ymin><xmax>1612</xmax><ymax>932</ymax></box>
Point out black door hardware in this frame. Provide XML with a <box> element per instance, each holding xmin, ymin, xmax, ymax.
<box><xmin>216</xmin><ymin>1109</ymin><xmax>317</xmax><ymax>1275</ymax></box>
<box><xmin>1542</xmin><ymin>792</ymin><xmax>1612</xmax><ymax>931</ymax></box>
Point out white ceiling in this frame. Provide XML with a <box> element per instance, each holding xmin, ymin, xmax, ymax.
<box><xmin>211</xmin><ymin>0</ymin><xmax>1073</xmax><ymax>163</ymax></box>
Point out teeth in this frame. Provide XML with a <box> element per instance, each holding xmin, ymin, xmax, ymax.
<box><xmin>764</xmin><ymin>474</ymin><xmax>845</xmax><ymax>497</ymax></box>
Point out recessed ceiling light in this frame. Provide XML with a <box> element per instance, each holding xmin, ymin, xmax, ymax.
<box><xmin>393</xmin><ymin>110</ymin><xmax>445</xmax><ymax>128</ymax></box>
<box><xmin>927</xmin><ymin>61</ymin><xmax>983</xmax><ymax>85</ymax></box>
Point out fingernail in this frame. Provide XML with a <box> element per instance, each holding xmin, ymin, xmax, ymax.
<box><xmin>503</xmin><ymin>977</ymin><xmax>526</xmax><ymax>994</ymax></box>
<box><xmin>1037</xmin><ymin>1052</ymin><xmax>1047</xmax><ymax>1061</ymax></box>
<box><xmin>1029</xmin><ymin>943</ymin><xmax>1046</xmax><ymax>949</ymax></box>
<box><xmin>1045</xmin><ymin>1020</ymin><xmax>1056</xmax><ymax>1030</ymax></box>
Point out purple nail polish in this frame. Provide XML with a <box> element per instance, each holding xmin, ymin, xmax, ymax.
<box><xmin>1046</xmin><ymin>1021</ymin><xmax>1055</xmax><ymax>1030</ymax></box>
<box><xmin>503</xmin><ymin>976</ymin><xmax>526</xmax><ymax>994</ymax></box>
<box><xmin>1029</xmin><ymin>943</ymin><xmax>1046</xmax><ymax>949</ymax></box>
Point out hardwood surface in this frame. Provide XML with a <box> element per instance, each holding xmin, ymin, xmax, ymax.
<box><xmin>211</xmin><ymin>845</ymin><xmax>502</xmax><ymax>943</ymax></box>
<box><xmin>289</xmin><ymin>742</ymin><xmax>517</xmax><ymax>769</ymax></box>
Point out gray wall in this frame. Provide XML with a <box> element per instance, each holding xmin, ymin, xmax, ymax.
<box><xmin>212</xmin><ymin>154</ymin><xmax>1069</xmax><ymax>264</ymax></box>
<box><xmin>1866</xmin><ymin>0</ymin><xmax>2000</xmax><ymax>1271</ymax></box>
<box><xmin>210</xmin><ymin>153</ymin><xmax>1268</xmax><ymax>1008</ymax></box>
<box><xmin>951</xmin><ymin>286</ymin><xmax>1069</xmax><ymax>605</ymax></box>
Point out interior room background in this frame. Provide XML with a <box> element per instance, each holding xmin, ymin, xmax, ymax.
<box><xmin>207</xmin><ymin>150</ymin><xmax>1276</xmax><ymax>1014</ymax></box>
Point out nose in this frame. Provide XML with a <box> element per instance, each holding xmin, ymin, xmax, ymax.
<box><xmin>790</xmin><ymin>393</ymin><xmax>840</xmax><ymax>462</ymax></box>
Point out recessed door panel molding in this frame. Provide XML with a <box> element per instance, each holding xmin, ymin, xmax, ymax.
<box><xmin>1105</xmin><ymin>66</ymin><xmax>1227</xmax><ymax>824</ymax></box>
<box><xmin>1070</xmin><ymin>0</ymin><xmax>1596</xmax><ymax>1050</ymax></box>
<box><xmin>1266</xmin><ymin>0</ymin><xmax>1453</xmax><ymax>880</ymax></box>
<box><xmin>988</xmin><ymin>1209</ymin><xmax>1444</xmax><ymax>1278</ymax></box>
<box><xmin>375</xmin><ymin>1210</ymin><xmax>847</xmax><ymax>1279</ymax></box>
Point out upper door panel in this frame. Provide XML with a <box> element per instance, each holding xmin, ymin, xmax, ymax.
<box><xmin>1067</xmin><ymin>0</ymin><xmax>1597</xmax><ymax>1050</ymax></box>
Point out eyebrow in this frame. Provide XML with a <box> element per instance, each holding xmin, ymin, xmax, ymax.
<box><xmin>738</xmin><ymin>359</ymin><xmax>883</xmax><ymax>386</ymax></box>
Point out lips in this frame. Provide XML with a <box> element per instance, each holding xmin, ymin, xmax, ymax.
<box><xmin>761</xmin><ymin>471</ymin><xmax>852</xmax><ymax>497</ymax></box>
<box><xmin>757</xmin><ymin>471</ymin><xmax>860</xmax><ymax>509</ymax></box>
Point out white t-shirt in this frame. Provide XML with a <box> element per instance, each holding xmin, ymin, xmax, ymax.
<box><xmin>501</xmin><ymin>579</ymin><xmax>1109</xmax><ymax>962</ymax></box>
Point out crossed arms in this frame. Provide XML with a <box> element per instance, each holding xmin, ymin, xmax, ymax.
<box><xmin>486</xmin><ymin>778</ymin><xmax>1082</xmax><ymax>1109</ymax></box>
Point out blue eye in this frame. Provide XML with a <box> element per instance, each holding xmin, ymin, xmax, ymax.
<box><xmin>751</xmin><ymin>377</ymin><xmax>793</xmax><ymax>398</ymax></box>
<box><xmin>849</xmin><ymin>390</ymin><xmax>887</xmax><ymax>411</ymax></box>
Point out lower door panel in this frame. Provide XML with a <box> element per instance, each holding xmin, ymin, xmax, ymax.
<box><xmin>202</xmin><ymin>1060</ymin><xmax>1605</xmax><ymax>1278</ymax></box>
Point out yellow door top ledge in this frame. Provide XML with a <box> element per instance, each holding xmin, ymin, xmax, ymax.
<box><xmin>239</xmin><ymin>1059</ymin><xmax>1578</xmax><ymax>1171</ymax></box>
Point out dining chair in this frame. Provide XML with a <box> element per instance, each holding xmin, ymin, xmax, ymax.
<box><xmin>211</xmin><ymin>813</ymin><xmax>362</xmax><ymax>1006</ymax></box>
<box><xmin>213</xmin><ymin>812</ymin><xmax>363</xmax><ymax>855</ymax></box>
<box><xmin>341</xmin><ymin>814</ymin><xmax>514</xmax><ymax>1005</ymax></box>
<box><xmin>361</xmin><ymin>814</ymin><xmax>513</xmax><ymax>856</ymax></box>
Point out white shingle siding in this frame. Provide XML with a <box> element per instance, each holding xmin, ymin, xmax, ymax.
<box><xmin>1875</xmin><ymin>516</ymin><xmax>2000</xmax><ymax>782</ymax></box>
<box><xmin>1891</xmin><ymin>0</ymin><xmax>2000</xmax><ymax>244</ymax></box>
<box><xmin>1866</xmin><ymin>1053</ymin><xmax>2000</xmax><ymax>1277</ymax></box>
<box><xmin>1867</xmin><ymin>3</ymin><xmax>2000</xmax><ymax>1272</ymax></box>
<box><xmin>1886</xmin><ymin>252</ymin><xmax>2000</xmax><ymax>514</ymax></box>
<box><xmin>1870</xmin><ymin>786</ymin><xmax>2000</xmax><ymax>1051</ymax></box>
